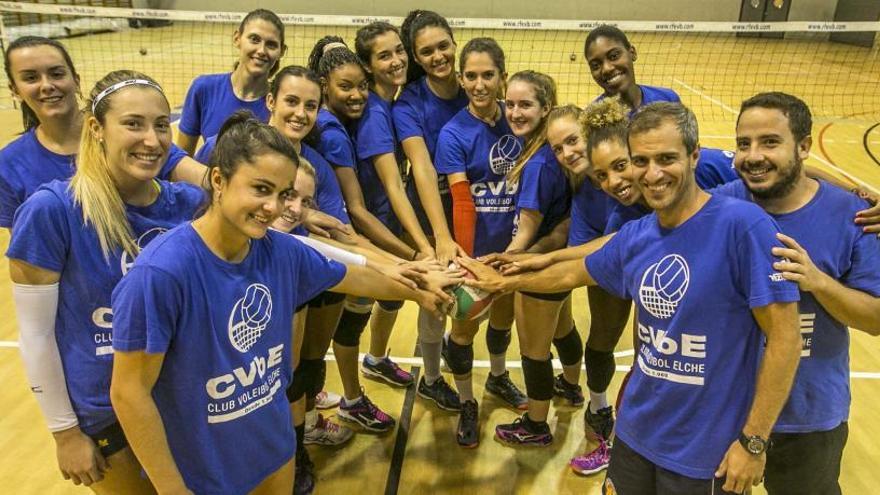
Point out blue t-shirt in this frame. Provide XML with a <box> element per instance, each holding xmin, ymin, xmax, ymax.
<box><xmin>0</xmin><ymin>128</ymin><xmax>186</xmax><ymax>227</ymax></box>
<box><xmin>111</xmin><ymin>225</ymin><xmax>346</xmax><ymax>495</ymax></box>
<box><xmin>353</xmin><ymin>92</ymin><xmax>404</xmax><ymax>230</ymax></box>
<box><xmin>585</xmin><ymin>194</ymin><xmax>800</xmax><ymax>479</ymax></box>
<box><xmin>300</xmin><ymin>144</ymin><xmax>350</xmax><ymax>224</ymax></box>
<box><xmin>193</xmin><ymin>138</ymin><xmax>349</xmax><ymax>225</ymax></box>
<box><xmin>696</xmin><ymin>147</ymin><xmax>739</xmax><ymax>190</ymax></box>
<box><xmin>393</xmin><ymin>77</ymin><xmax>468</xmax><ymax>193</ymax></box>
<box><xmin>6</xmin><ymin>179</ymin><xmax>203</xmax><ymax>434</ymax></box>
<box><xmin>594</xmin><ymin>85</ymin><xmax>681</xmax><ymax>116</ymax></box>
<box><xmin>435</xmin><ymin>106</ymin><xmax>523</xmax><ymax>257</ymax></box>
<box><xmin>315</xmin><ymin>109</ymin><xmax>356</xmax><ymax>169</ymax></box>
<box><xmin>712</xmin><ymin>179</ymin><xmax>880</xmax><ymax>433</ymax></box>
<box><xmin>514</xmin><ymin>144</ymin><xmax>571</xmax><ymax>242</ymax></box>
<box><xmin>568</xmin><ymin>179</ymin><xmax>614</xmax><ymax>246</ymax></box>
<box><xmin>178</xmin><ymin>73</ymin><xmax>271</xmax><ymax>139</ymax></box>
<box><xmin>605</xmin><ymin>202</ymin><xmax>651</xmax><ymax>235</ymax></box>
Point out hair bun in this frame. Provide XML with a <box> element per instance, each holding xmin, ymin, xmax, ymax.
<box><xmin>584</xmin><ymin>96</ymin><xmax>628</xmax><ymax>130</ymax></box>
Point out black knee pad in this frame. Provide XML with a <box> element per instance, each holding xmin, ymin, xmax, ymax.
<box><xmin>485</xmin><ymin>326</ymin><xmax>511</xmax><ymax>355</ymax></box>
<box><xmin>446</xmin><ymin>338</ymin><xmax>474</xmax><ymax>375</ymax></box>
<box><xmin>584</xmin><ymin>346</ymin><xmax>616</xmax><ymax>393</ymax></box>
<box><xmin>521</xmin><ymin>355</ymin><xmax>554</xmax><ymax>401</ymax></box>
<box><xmin>287</xmin><ymin>358</ymin><xmax>326</xmax><ymax>403</ymax></box>
<box><xmin>332</xmin><ymin>308</ymin><xmax>371</xmax><ymax>347</ymax></box>
<box><xmin>553</xmin><ymin>326</ymin><xmax>584</xmax><ymax>366</ymax></box>
<box><xmin>377</xmin><ymin>299</ymin><xmax>404</xmax><ymax>312</ymax></box>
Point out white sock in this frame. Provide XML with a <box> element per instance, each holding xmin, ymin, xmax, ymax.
<box><xmin>420</xmin><ymin>341</ymin><xmax>443</xmax><ymax>384</ymax></box>
<box><xmin>589</xmin><ymin>390</ymin><xmax>609</xmax><ymax>413</ymax></box>
<box><xmin>343</xmin><ymin>395</ymin><xmax>363</xmax><ymax>407</ymax></box>
<box><xmin>489</xmin><ymin>353</ymin><xmax>506</xmax><ymax>377</ymax></box>
<box><xmin>305</xmin><ymin>408</ymin><xmax>319</xmax><ymax>429</ymax></box>
<box><xmin>455</xmin><ymin>376</ymin><xmax>474</xmax><ymax>402</ymax></box>
<box><xmin>365</xmin><ymin>352</ymin><xmax>383</xmax><ymax>365</ymax></box>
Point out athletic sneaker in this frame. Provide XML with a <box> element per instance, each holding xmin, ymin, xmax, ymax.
<box><xmin>457</xmin><ymin>400</ymin><xmax>479</xmax><ymax>448</ymax></box>
<box><xmin>337</xmin><ymin>392</ymin><xmax>396</xmax><ymax>433</ymax></box>
<box><xmin>584</xmin><ymin>403</ymin><xmax>615</xmax><ymax>440</ymax></box>
<box><xmin>569</xmin><ymin>440</ymin><xmax>611</xmax><ymax>476</ymax></box>
<box><xmin>485</xmin><ymin>371</ymin><xmax>528</xmax><ymax>410</ymax></box>
<box><xmin>553</xmin><ymin>374</ymin><xmax>585</xmax><ymax>407</ymax></box>
<box><xmin>315</xmin><ymin>390</ymin><xmax>341</xmax><ymax>410</ymax></box>
<box><xmin>417</xmin><ymin>376</ymin><xmax>461</xmax><ymax>411</ymax></box>
<box><xmin>361</xmin><ymin>355</ymin><xmax>414</xmax><ymax>387</ymax></box>
<box><xmin>495</xmin><ymin>414</ymin><xmax>553</xmax><ymax>447</ymax></box>
<box><xmin>294</xmin><ymin>448</ymin><xmax>316</xmax><ymax>495</ymax></box>
<box><xmin>304</xmin><ymin>413</ymin><xmax>354</xmax><ymax>446</ymax></box>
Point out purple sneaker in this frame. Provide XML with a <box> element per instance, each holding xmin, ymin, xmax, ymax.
<box><xmin>494</xmin><ymin>414</ymin><xmax>553</xmax><ymax>447</ymax></box>
<box><xmin>361</xmin><ymin>355</ymin><xmax>414</xmax><ymax>387</ymax></box>
<box><xmin>569</xmin><ymin>440</ymin><xmax>611</xmax><ymax>476</ymax></box>
<box><xmin>337</xmin><ymin>392</ymin><xmax>396</xmax><ymax>433</ymax></box>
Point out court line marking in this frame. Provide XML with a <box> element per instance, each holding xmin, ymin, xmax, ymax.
<box><xmin>2</xmin><ymin>341</ymin><xmax>878</xmax><ymax>378</ymax></box>
<box><xmin>673</xmin><ymin>78</ymin><xmax>880</xmax><ymax>194</ymax></box>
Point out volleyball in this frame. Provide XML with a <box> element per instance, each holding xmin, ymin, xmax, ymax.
<box><xmin>228</xmin><ymin>283</ymin><xmax>273</xmax><ymax>353</ymax></box>
<box><xmin>447</xmin><ymin>264</ymin><xmax>496</xmax><ymax>321</ymax></box>
<box><xmin>638</xmin><ymin>254</ymin><xmax>690</xmax><ymax>319</ymax></box>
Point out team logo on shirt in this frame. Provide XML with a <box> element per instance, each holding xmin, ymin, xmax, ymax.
<box><xmin>489</xmin><ymin>134</ymin><xmax>523</xmax><ymax>175</ymax></box>
<box><xmin>639</xmin><ymin>254</ymin><xmax>690</xmax><ymax>319</ymax></box>
<box><xmin>120</xmin><ymin>227</ymin><xmax>167</xmax><ymax>275</ymax></box>
<box><xmin>228</xmin><ymin>284</ymin><xmax>273</xmax><ymax>353</ymax></box>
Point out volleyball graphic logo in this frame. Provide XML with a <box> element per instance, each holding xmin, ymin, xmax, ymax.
<box><xmin>489</xmin><ymin>134</ymin><xmax>523</xmax><ymax>175</ymax></box>
<box><xmin>228</xmin><ymin>283</ymin><xmax>273</xmax><ymax>353</ymax></box>
<box><xmin>120</xmin><ymin>227</ymin><xmax>166</xmax><ymax>275</ymax></box>
<box><xmin>638</xmin><ymin>254</ymin><xmax>690</xmax><ymax>319</ymax></box>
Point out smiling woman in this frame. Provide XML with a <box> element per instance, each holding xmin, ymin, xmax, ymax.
<box><xmin>175</xmin><ymin>9</ymin><xmax>288</xmax><ymax>155</ymax></box>
<box><xmin>6</xmin><ymin>70</ymin><xmax>204</xmax><ymax>495</ymax></box>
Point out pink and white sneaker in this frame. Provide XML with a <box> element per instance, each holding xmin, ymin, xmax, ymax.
<box><xmin>315</xmin><ymin>390</ymin><xmax>341</xmax><ymax>410</ymax></box>
<box><xmin>569</xmin><ymin>439</ymin><xmax>611</xmax><ymax>476</ymax></box>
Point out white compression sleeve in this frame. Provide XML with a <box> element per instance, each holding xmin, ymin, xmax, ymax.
<box><xmin>294</xmin><ymin>234</ymin><xmax>367</xmax><ymax>266</ymax></box>
<box><xmin>13</xmin><ymin>283</ymin><xmax>78</xmax><ymax>432</ymax></box>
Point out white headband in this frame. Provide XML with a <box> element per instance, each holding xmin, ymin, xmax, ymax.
<box><xmin>91</xmin><ymin>79</ymin><xmax>163</xmax><ymax>114</ymax></box>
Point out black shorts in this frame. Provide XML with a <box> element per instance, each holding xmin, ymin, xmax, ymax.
<box><xmin>86</xmin><ymin>421</ymin><xmax>129</xmax><ymax>458</ymax></box>
<box><xmin>519</xmin><ymin>290</ymin><xmax>571</xmax><ymax>302</ymax></box>
<box><xmin>296</xmin><ymin>290</ymin><xmax>346</xmax><ymax>313</ymax></box>
<box><xmin>764</xmin><ymin>421</ymin><xmax>848</xmax><ymax>495</ymax></box>
<box><xmin>605</xmin><ymin>438</ymin><xmax>738</xmax><ymax>494</ymax></box>
<box><xmin>308</xmin><ymin>290</ymin><xmax>346</xmax><ymax>309</ymax></box>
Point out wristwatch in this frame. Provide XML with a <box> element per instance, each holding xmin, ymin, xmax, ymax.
<box><xmin>738</xmin><ymin>432</ymin><xmax>770</xmax><ymax>455</ymax></box>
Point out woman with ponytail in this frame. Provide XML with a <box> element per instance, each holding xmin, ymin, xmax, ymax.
<box><xmin>492</xmin><ymin>71</ymin><xmax>586</xmax><ymax>448</ymax></box>
<box><xmin>7</xmin><ymin>70</ymin><xmax>204</xmax><ymax>493</ymax></box>
<box><xmin>434</xmin><ymin>38</ymin><xmax>528</xmax><ymax>448</ymax></box>
<box><xmin>0</xmin><ymin>36</ymin><xmax>203</xmax><ymax>233</ymax></box>
<box><xmin>109</xmin><ymin>111</ymin><xmax>452</xmax><ymax>495</ymax></box>
<box><xmin>392</xmin><ymin>10</ymin><xmax>469</xmax><ymax>411</ymax></box>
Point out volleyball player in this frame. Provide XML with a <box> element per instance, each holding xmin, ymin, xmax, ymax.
<box><xmin>176</xmin><ymin>9</ymin><xmax>286</xmax><ymax>154</ymax></box>
<box><xmin>8</xmin><ymin>70</ymin><xmax>203</xmax><ymax>493</ymax></box>
<box><xmin>434</xmin><ymin>37</ymin><xmax>528</xmax><ymax>448</ymax></box>
<box><xmin>725</xmin><ymin>92</ymin><xmax>880</xmax><ymax>495</ymax></box>
<box><xmin>0</xmin><ymin>36</ymin><xmax>203</xmax><ymax>233</ymax></box>
<box><xmin>310</xmin><ymin>43</ymin><xmax>408</xmax><ymax>435</ymax></box>
<box><xmin>492</xmin><ymin>71</ymin><xmax>586</xmax><ymax>447</ymax></box>
<box><xmin>109</xmin><ymin>113</ymin><xmax>453</xmax><ymax>495</ymax></box>
<box><xmin>350</xmin><ymin>21</ymin><xmax>436</xmax><ymax>390</ymax></box>
<box><xmin>463</xmin><ymin>102</ymin><xmax>803</xmax><ymax>494</ymax></box>
<box><xmin>394</xmin><ymin>9</ymin><xmax>468</xmax><ymax>411</ymax></box>
<box><xmin>585</xmin><ymin>25</ymin><xmax>680</xmax><ymax>112</ymax></box>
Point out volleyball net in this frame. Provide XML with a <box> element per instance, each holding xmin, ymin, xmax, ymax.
<box><xmin>1</xmin><ymin>1</ymin><xmax>879</xmax><ymax>123</ymax></box>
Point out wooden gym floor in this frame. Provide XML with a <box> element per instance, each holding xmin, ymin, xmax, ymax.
<box><xmin>0</xmin><ymin>20</ymin><xmax>879</xmax><ymax>494</ymax></box>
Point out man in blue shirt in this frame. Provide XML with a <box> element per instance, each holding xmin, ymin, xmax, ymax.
<box><xmin>729</xmin><ymin>92</ymin><xmax>880</xmax><ymax>495</ymax></box>
<box><xmin>461</xmin><ymin>102</ymin><xmax>802</xmax><ymax>494</ymax></box>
